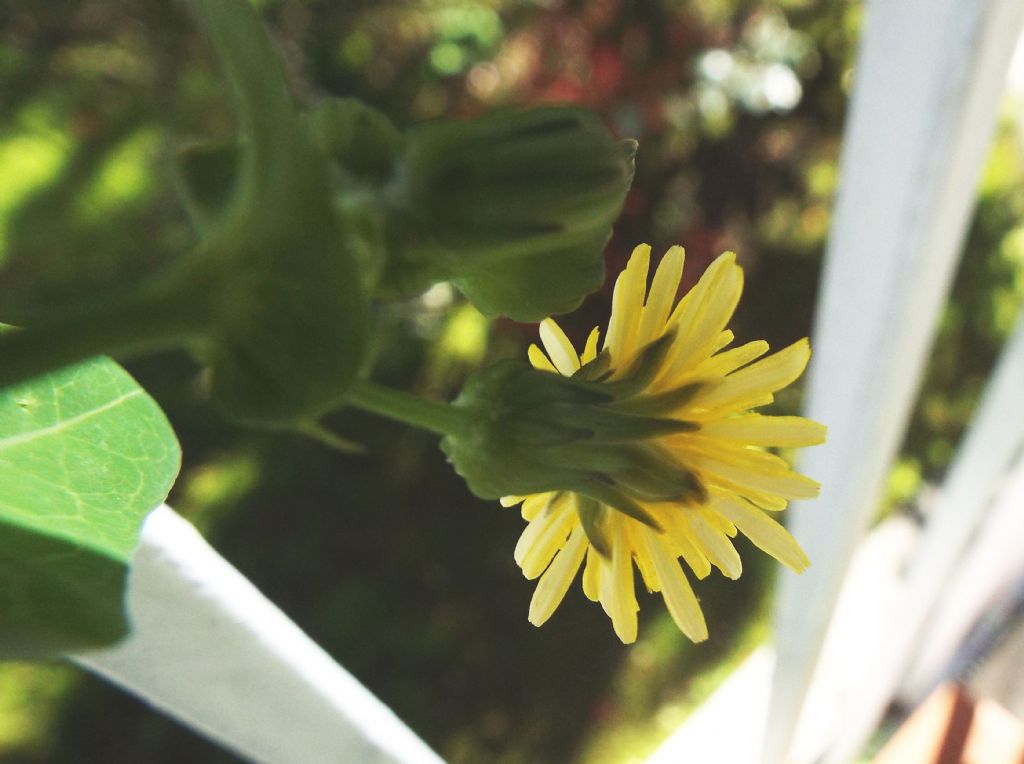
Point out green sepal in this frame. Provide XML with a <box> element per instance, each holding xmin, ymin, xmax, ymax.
<box><xmin>577</xmin><ymin>497</ymin><xmax>611</xmax><ymax>558</ymax></box>
<box><xmin>570</xmin><ymin>480</ymin><xmax>663</xmax><ymax>532</ymax></box>
<box><xmin>546</xmin><ymin>403</ymin><xmax>698</xmax><ymax>442</ymax></box>
<box><xmin>442</xmin><ymin>359</ymin><xmax>705</xmax><ymax>517</ymax></box>
<box><xmin>442</xmin><ymin>361</ymin><xmax>599</xmax><ymax>498</ymax></box>
<box><xmin>602</xmin><ymin>381</ymin><xmax>706</xmax><ymax>417</ymax></box>
<box><xmin>610</xmin><ymin>448</ymin><xmax>706</xmax><ymax>504</ymax></box>
<box><xmin>573</xmin><ymin>352</ymin><xmax>613</xmax><ymax>382</ymax></box>
<box><xmin>303</xmin><ymin>101</ymin><xmax>635</xmax><ymax>321</ymax></box>
<box><xmin>595</xmin><ymin>332</ymin><xmax>677</xmax><ymax>398</ymax></box>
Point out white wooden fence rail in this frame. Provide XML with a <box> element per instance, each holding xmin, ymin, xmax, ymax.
<box><xmin>74</xmin><ymin>506</ymin><xmax>444</xmax><ymax>764</ymax></box>
<box><xmin>766</xmin><ymin>0</ymin><xmax>1024</xmax><ymax>761</ymax></box>
<box><xmin>900</xmin><ymin>447</ymin><xmax>1024</xmax><ymax>705</ymax></box>
<box><xmin>825</xmin><ymin>296</ymin><xmax>1024</xmax><ymax>762</ymax></box>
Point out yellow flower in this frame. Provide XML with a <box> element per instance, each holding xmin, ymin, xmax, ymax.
<box><xmin>501</xmin><ymin>244</ymin><xmax>824</xmax><ymax>643</ymax></box>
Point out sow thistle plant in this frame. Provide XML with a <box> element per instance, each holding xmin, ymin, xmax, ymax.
<box><xmin>0</xmin><ymin>0</ymin><xmax>822</xmax><ymax>659</ymax></box>
<box><xmin>436</xmin><ymin>245</ymin><xmax>824</xmax><ymax>643</ymax></box>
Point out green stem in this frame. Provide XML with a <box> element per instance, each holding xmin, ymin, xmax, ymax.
<box><xmin>347</xmin><ymin>380</ymin><xmax>468</xmax><ymax>438</ymax></box>
<box><xmin>0</xmin><ymin>278</ymin><xmax>208</xmax><ymax>389</ymax></box>
<box><xmin>191</xmin><ymin>0</ymin><xmax>297</xmax><ymax>157</ymax></box>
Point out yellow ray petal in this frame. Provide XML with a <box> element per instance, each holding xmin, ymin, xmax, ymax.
<box><xmin>604</xmin><ymin>244</ymin><xmax>651</xmax><ymax>368</ymax></box>
<box><xmin>690</xmin><ymin>338</ymin><xmax>810</xmax><ymax>414</ymax></box>
<box><xmin>660</xmin><ymin>511</ymin><xmax>713</xmax><ymax>578</ymax></box>
<box><xmin>633</xmin><ymin>537</ymin><xmax>661</xmax><ymax>593</ymax></box>
<box><xmin>683</xmin><ymin>443</ymin><xmax>821</xmax><ymax>501</ymax></box>
<box><xmin>500</xmin><ymin>495</ymin><xmax>526</xmax><ymax>507</ymax></box>
<box><xmin>749</xmin><ymin>494</ymin><xmax>789</xmax><ymax>511</ymax></box>
<box><xmin>528</xmin><ymin>344</ymin><xmax>557</xmax><ymax>373</ymax></box>
<box><xmin>636</xmin><ymin>246</ymin><xmax>684</xmax><ymax>347</ymax></box>
<box><xmin>698</xmin><ymin>415</ymin><xmax>827</xmax><ymax>447</ymax></box>
<box><xmin>514</xmin><ymin>494</ymin><xmax>570</xmax><ymax>568</ymax></box>
<box><xmin>521</xmin><ymin>493</ymin><xmax>554</xmax><ymax>520</ymax></box>
<box><xmin>599</xmin><ymin>516</ymin><xmax>639</xmax><ymax>643</ymax></box>
<box><xmin>582</xmin><ymin>546</ymin><xmax>601</xmax><ymax>601</ymax></box>
<box><xmin>665</xmin><ymin>259</ymin><xmax>743</xmax><ymax>378</ymax></box>
<box><xmin>729</xmin><ymin>488</ymin><xmax>790</xmax><ymax>512</ymax></box>
<box><xmin>712</xmin><ymin>495</ymin><xmax>810</xmax><ymax>573</ymax></box>
<box><xmin>678</xmin><ymin>537</ymin><xmax>713</xmax><ymax>579</ymax></box>
<box><xmin>520</xmin><ymin>505</ymin><xmax>578</xmax><ymax>580</ymax></box>
<box><xmin>580</xmin><ymin>326</ymin><xmax>601</xmax><ymax>365</ymax></box>
<box><xmin>659</xmin><ymin>252</ymin><xmax>737</xmax><ymax>377</ymax></box>
<box><xmin>712</xmin><ymin>329</ymin><xmax>734</xmax><ymax>354</ymax></box>
<box><xmin>539</xmin><ymin>318</ymin><xmax>581</xmax><ymax>376</ymax></box>
<box><xmin>692</xmin><ymin>340</ymin><xmax>769</xmax><ymax>379</ymax></box>
<box><xmin>643</xmin><ymin>527</ymin><xmax>708</xmax><ymax>642</ymax></box>
<box><xmin>685</xmin><ymin>509</ymin><xmax>742</xmax><ymax>579</ymax></box>
<box><xmin>702</xmin><ymin>508</ymin><xmax>737</xmax><ymax>537</ymax></box>
<box><xmin>529</xmin><ymin>525</ymin><xmax>588</xmax><ymax>627</ymax></box>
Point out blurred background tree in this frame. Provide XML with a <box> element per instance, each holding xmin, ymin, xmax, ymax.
<box><xmin>0</xmin><ymin>0</ymin><xmax>1021</xmax><ymax>761</ymax></box>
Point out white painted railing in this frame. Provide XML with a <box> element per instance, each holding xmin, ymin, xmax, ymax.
<box><xmin>767</xmin><ymin>0</ymin><xmax>1024</xmax><ymax>760</ymax></box>
<box><xmin>646</xmin><ymin>1</ymin><xmax>1024</xmax><ymax>762</ymax></box>
<box><xmin>74</xmin><ymin>506</ymin><xmax>444</xmax><ymax>764</ymax></box>
<box><xmin>823</xmin><ymin>297</ymin><xmax>1024</xmax><ymax>762</ymax></box>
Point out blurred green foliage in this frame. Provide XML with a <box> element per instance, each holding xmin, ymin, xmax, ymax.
<box><xmin>0</xmin><ymin>0</ymin><xmax>1022</xmax><ymax>762</ymax></box>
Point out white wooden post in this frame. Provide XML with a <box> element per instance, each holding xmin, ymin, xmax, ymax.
<box><xmin>899</xmin><ymin>449</ymin><xmax>1024</xmax><ymax>704</ymax></box>
<box><xmin>765</xmin><ymin>1</ymin><xmax>1024</xmax><ymax>762</ymax></box>
<box><xmin>822</xmin><ymin>306</ymin><xmax>1024</xmax><ymax>763</ymax></box>
<box><xmin>74</xmin><ymin>506</ymin><xmax>445</xmax><ymax>764</ymax></box>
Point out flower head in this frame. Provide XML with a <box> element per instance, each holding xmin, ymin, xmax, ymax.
<box><xmin>498</xmin><ymin>244</ymin><xmax>824</xmax><ymax>643</ymax></box>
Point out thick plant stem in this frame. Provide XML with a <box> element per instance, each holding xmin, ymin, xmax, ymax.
<box><xmin>346</xmin><ymin>380</ymin><xmax>468</xmax><ymax>437</ymax></box>
<box><xmin>0</xmin><ymin>279</ymin><xmax>208</xmax><ymax>389</ymax></box>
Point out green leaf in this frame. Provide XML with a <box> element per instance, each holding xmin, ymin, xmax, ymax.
<box><xmin>0</xmin><ymin>358</ymin><xmax>180</xmax><ymax>658</ymax></box>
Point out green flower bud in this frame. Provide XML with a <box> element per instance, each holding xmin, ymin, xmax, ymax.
<box><xmin>401</xmin><ymin>107</ymin><xmax>635</xmax><ymax>262</ymax></box>
<box><xmin>302</xmin><ymin>102</ymin><xmax>635</xmax><ymax>319</ymax></box>
<box><xmin>385</xmin><ymin>106</ymin><xmax>637</xmax><ymax>320</ymax></box>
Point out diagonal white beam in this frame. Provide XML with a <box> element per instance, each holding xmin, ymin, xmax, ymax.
<box><xmin>824</xmin><ymin>305</ymin><xmax>1024</xmax><ymax>763</ymax></box>
<box><xmin>899</xmin><ymin>451</ymin><xmax>1024</xmax><ymax>705</ymax></box>
<box><xmin>645</xmin><ymin>514</ymin><xmax>920</xmax><ymax>764</ymax></box>
<box><xmin>765</xmin><ymin>1</ymin><xmax>1024</xmax><ymax>762</ymax></box>
<box><xmin>73</xmin><ymin>506</ymin><xmax>445</xmax><ymax>764</ymax></box>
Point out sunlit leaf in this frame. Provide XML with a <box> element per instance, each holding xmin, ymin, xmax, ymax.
<box><xmin>0</xmin><ymin>357</ymin><xmax>180</xmax><ymax>658</ymax></box>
